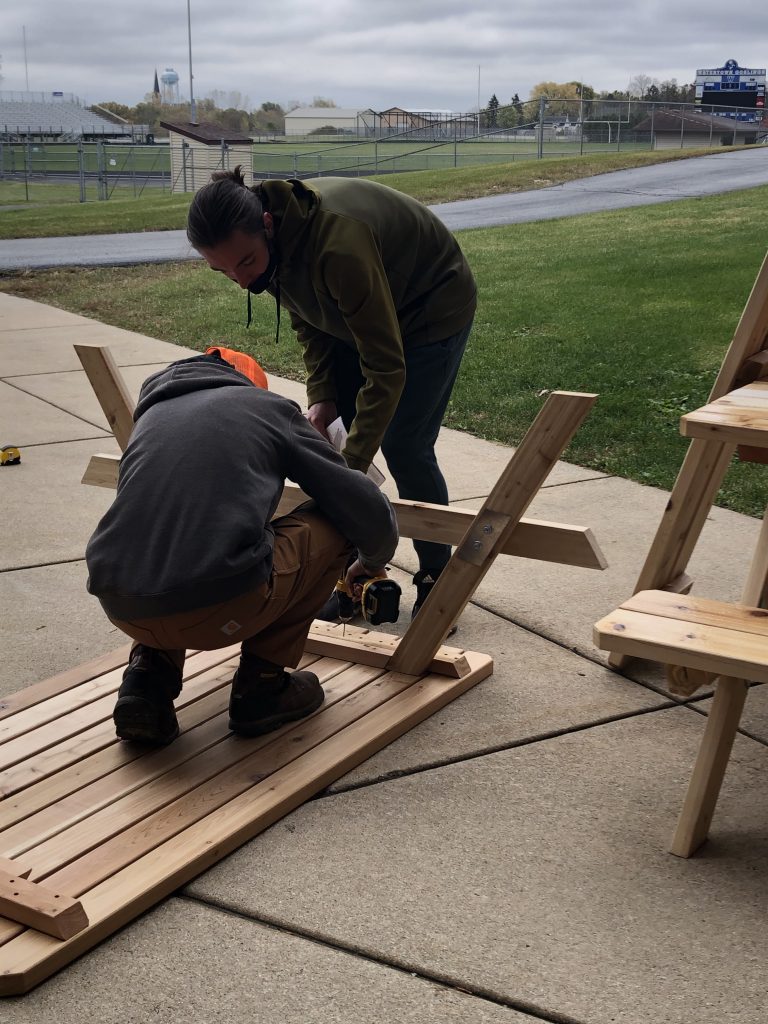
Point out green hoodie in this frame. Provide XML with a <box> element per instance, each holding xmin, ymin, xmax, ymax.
<box><xmin>259</xmin><ymin>177</ymin><xmax>476</xmax><ymax>472</ymax></box>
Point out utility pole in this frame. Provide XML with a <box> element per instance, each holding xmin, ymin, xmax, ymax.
<box><xmin>187</xmin><ymin>0</ymin><xmax>197</xmax><ymax>124</ymax></box>
<box><xmin>477</xmin><ymin>65</ymin><xmax>481</xmax><ymax>133</ymax></box>
<box><xmin>22</xmin><ymin>27</ymin><xmax>30</xmax><ymax>90</ymax></box>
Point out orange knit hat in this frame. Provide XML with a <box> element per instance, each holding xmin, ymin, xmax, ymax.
<box><xmin>206</xmin><ymin>346</ymin><xmax>269</xmax><ymax>390</ymax></box>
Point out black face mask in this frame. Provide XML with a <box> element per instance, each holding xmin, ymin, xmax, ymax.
<box><xmin>245</xmin><ymin>237</ymin><xmax>281</xmax><ymax>341</ymax></box>
<box><xmin>247</xmin><ymin>239</ymin><xmax>278</xmax><ymax>295</ymax></box>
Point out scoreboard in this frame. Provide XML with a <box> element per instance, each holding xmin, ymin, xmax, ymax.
<box><xmin>694</xmin><ymin>59</ymin><xmax>765</xmax><ymax>121</ymax></box>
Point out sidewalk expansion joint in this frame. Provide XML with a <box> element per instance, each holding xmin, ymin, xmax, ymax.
<box><xmin>313</xmin><ymin>700</ymin><xmax>680</xmax><ymax>799</ymax></box>
<box><xmin>3</xmin><ymin>435</ymin><xmax>112</xmax><ymax>449</ymax></box>
<box><xmin>1</xmin><ymin>361</ymin><xmax>167</xmax><ymax>379</ymax></box>
<box><xmin>176</xmin><ymin>893</ymin><xmax>589</xmax><ymax>1024</ymax></box>
<box><xmin>1</xmin><ymin>556</ymin><xmax>87</xmax><ymax>574</ymax></box>
<box><xmin>3</xmin><ymin>378</ymin><xmax>111</xmax><ymax>433</ymax></box>
<box><xmin>392</xmin><ymin>556</ymin><xmax>723</xmax><ymax>712</ymax></box>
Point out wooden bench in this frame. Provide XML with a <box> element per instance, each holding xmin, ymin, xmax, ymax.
<box><xmin>594</xmin><ymin>589</ymin><xmax>767</xmax><ymax>857</ymax></box>
<box><xmin>0</xmin><ymin>345</ymin><xmax>605</xmax><ymax>995</ymax></box>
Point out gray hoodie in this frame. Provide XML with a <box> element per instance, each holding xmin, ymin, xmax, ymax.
<box><xmin>85</xmin><ymin>353</ymin><xmax>398</xmax><ymax>619</ymax></box>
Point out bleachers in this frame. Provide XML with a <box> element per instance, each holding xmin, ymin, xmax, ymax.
<box><xmin>0</xmin><ymin>94</ymin><xmax>138</xmax><ymax>140</ymax></box>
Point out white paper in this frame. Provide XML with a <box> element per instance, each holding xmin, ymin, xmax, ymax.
<box><xmin>326</xmin><ymin>416</ymin><xmax>385</xmax><ymax>487</ymax></box>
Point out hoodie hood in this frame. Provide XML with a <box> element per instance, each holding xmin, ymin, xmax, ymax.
<box><xmin>257</xmin><ymin>178</ymin><xmax>319</xmax><ymax>266</ymax></box>
<box><xmin>134</xmin><ymin>353</ymin><xmax>254</xmax><ymax>421</ymax></box>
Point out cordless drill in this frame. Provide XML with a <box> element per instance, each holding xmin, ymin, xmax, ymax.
<box><xmin>335</xmin><ymin>574</ymin><xmax>401</xmax><ymax>626</ymax></box>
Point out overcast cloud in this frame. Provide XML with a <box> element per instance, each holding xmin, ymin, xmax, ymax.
<box><xmin>1</xmin><ymin>1</ymin><xmax>766</xmax><ymax>112</ymax></box>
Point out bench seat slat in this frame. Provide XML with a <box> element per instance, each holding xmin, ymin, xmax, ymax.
<box><xmin>621</xmin><ymin>590</ymin><xmax>768</xmax><ymax>636</ymax></box>
<box><xmin>594</xmin><ymin>590</ymin><xmax>768</xmax><ymax>684</ymax></box>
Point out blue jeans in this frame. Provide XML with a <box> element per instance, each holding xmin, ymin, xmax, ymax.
<box><xmin>333</xmin><ymin>319</ymin><xmax>473</xmax><ymax>574</ymax></box>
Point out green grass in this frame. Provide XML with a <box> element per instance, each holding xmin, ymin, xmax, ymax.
<box><xmin>3</xmin><ymin>182</ymin><xmax>767</xmax><ymax>516</ymax></box>
<box><xmin>0</xmin><ymin>191</ymin><xmax>191</xmax><ymax>237</ymax></box>
<box><xmin>0</xmin><ymin>147</ymin><xmax>731</xmax><ymax>238</ymax></box>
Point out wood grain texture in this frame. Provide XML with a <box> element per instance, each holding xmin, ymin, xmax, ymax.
<box><xmin>0</xmin><ymin>645</ymin><xmax>492</xmax><ymax>992</ymax></box>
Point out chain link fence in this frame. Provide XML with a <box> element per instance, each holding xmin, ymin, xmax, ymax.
<box><xmin>1</xmin><ymin>98</ymin><xmax>765</xmax><ymax>202</ymax></box>
<box><xmin>0</xmin><ymin>141</ymin><xmax>171</xmax><ymax>202</ymax></box>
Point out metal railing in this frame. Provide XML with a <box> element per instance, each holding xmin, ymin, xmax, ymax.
<box><xmin>0</xmin><ymin>98</ymin><xmax>764</xmax><ymax>202</ymax></box>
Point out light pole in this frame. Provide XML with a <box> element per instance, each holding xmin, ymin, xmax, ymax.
<box><xmin>187</xmin><ymin>0</ymin><xmax>197</xmax><ymax>124</ymax></box>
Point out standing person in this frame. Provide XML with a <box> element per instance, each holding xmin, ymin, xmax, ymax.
<box><xmin>186</xmin><ymin>170</ymin><xmax>476</xmax><ymax>620</ymax></box>
<box><xmin>85</xmin><ymin>351</ymin><xmax>398</xmax><ymax>745</ymax></box>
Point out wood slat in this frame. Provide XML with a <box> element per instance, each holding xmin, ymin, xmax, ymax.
<box><xmin>73</xmin><ymin>345</ymin><xmax>135</xmax><ymax>450</ymax></box>
<box><xmin>594</xmin><ymin>605</ymin><xmax>768</xmax><ymax>683</ymax></box>
<box><xmin>0</xmin><ymin>652</ymin><xmax>491</xmax><ymax>994</ymax></box>
<box><xmin>0</xmin><ymin>688</ymin><xmax>229</xmax><ymax>838</ymax></box>
<box><xmin>0</xmin><ymin>656</ymin><xmax>368</xmax><ymax>946</ymax></box>
<box><xmin>0</xmin><ymin>652</ymin><xmax>318</xmax><ymax>823</ymax></box>
<box><xmin>0</xmin><ymin>867</ymin><xmax>89</xmax><ymax>941</ymax></box>
<box><xmin>82</xmin><ymin>456</ymin><xmax>607</xmax><ymax>572</ymax></box>
<box><xmin>0</xmin><ymin>661</ymin><xmax>420</xmax><ymax>946</ymax></box>
<box><xmin>0</xmin><ymin>648</ymin><xmax>241</xmax><ymax>775</ymax></box>
<box><xmin>0</xmin><ymin>649</ymin><xmax>243</xmax><ymax>797</ymax></box>
<box><xmin>12</xmin><ymin>661</ymin><xmax>382</xmax><ymax>881</ymax></box>
<box><xmin>681</xmin><ymin>406</ymin><xmax>768</xmax><ymax>446</ymax></box>
<box><xmin>306</xmin><ymin>621</ymin><xmax>470</xmax><ymax>677</ymax></box>
<box><xmin>621</xmin><ymin>590</ymin><xmax>768</xmax><ymax>637</ymax></box>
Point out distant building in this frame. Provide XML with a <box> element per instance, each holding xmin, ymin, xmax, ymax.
<box><xmin>283</xmin><ymin>106</ymin><xmax>476</xmax><ymax>138</ymax></box>
<box><xmin>632</xmin><ymin>109</ymin><xmax>760</xmax><ymax>149</ymax></box>
<box><xmin>283</xmin><ymin>107</ymin><xmax>365</xmax><ymax>135</ymax></box>
<box><xmin>160</xmin><ymin>120</ymin><xmax>253</xmax><ymax>192</ymax></box>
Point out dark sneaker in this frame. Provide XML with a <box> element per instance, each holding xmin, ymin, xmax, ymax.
<box><xmin>315</xmin><ymin>587</ymin><xmax>362</xmax><ymax>623</ymax></box>
<box><xmin>228</xmin><ymin>658</ymin><xmax>324</xmax><ymax>736</ymax></box>
<box><xmin>113</xmin><ymin>645</ymin><xmax>182</xmax><ymax>745</ymax></box>
<box><xmin>411</xmin><ymin>568</ymin><xmax>458</xmax><ymax>637</ymax></box>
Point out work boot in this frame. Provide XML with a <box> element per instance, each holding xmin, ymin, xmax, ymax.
<box><xmin>412</xmin><ymin>568</ymin><xmax>458</xmax><ymax>636</ymax></box>
<box><xmin>228</xmin><ymin>655</ymin><xmax>325</xmax><ymax>736</ymax></box>
<box><xmin>113</xmin><ymin>645</ymin><xmax>182</xmax><ymax>745</ymax></box>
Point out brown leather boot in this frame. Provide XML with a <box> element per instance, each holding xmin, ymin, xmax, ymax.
<box><xmin>228</xmin><ymin>655</ymin><xmax>324</xmax><ymax>737</ymax></box>
<box><xmin>113</xmin><ymin>645</ymin><xmax>182</xmax><ymax>745</ymax></box>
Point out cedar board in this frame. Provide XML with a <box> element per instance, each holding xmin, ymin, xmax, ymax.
<box><xmin>0</xmin><ymin>633</ymin><xmax>492</xmax><ymax>995</ymax></box>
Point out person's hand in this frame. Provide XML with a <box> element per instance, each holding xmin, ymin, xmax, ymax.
<box><xmin>306</xmin><ymin>401</ymin><xmax>338</xmax><ymax>441</ymax></box>
<box><xmin>344</xmin><ymin>557</ymin><xmax>386</xmax><ymax>599</ymax></box>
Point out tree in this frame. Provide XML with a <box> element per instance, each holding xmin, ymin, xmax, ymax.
<box><xmin>658</xmin><ymin>79</ymin><xmax>680</xmax><ymax>102</ymax></box>
<box><xmin>250</xmin><ymin>102</ymin><xmax>285</xmax><ymax>134</ymax></box>
<box><xmin>527</xmin><ymin>80</ymin><xmax>593</xmax><ymax>119</ymax></box>
<box><xmin>486</xmin><ymin>93</ymin><xmax>499</xmax><ymax>129</ymax></box>
<box><xmin>219</xmin><ymin>107</ymin><xmax>249</xmax><ymax>133</ymax></box>
<box><xmin>628</xmin><ymin>74</ymin><xmax>654</xmax><ymax>100</ymax></box>
<box><xmin>312</xmin><ymin>97</ymin><xmax>337</xmax><ymax>108</ymax></box>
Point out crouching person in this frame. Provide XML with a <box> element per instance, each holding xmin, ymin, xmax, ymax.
<box><xmin>85</xmin><ymin>350</ymin><xmax>398</xmax><ymax>745</ymax></box>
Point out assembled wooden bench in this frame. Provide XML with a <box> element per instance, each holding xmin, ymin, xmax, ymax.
<box><xmin>0</xmin><ymin>344</ymin><xmax>604</xmax><ymax>994</ymax></box>
<box><xmin>595</xmin><ymin>251</ymin><xmax>768</xmax><ymax>858</ymax></box>
<box><xmin>595</xmin><ymin>589</ymin><xmax>768</xmax><ymax>858</ymax></box>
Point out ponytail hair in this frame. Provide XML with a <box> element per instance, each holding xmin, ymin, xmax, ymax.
<box><xmin>186</xmin><ymin>165</ymin><xmax>265</xmax><ymax>250</ymax></box>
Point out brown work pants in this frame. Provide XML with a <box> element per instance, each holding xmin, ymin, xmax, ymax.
<box><xmin>109</xmin><ymin>509</ymin><xmax>352</xmax><ymax>672</ymax></box>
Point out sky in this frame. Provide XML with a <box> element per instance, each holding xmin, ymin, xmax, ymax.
<box><xmin>0</xmin><ymin>1</ymin><xmax>766</xmax><ymax>113</ymax></box>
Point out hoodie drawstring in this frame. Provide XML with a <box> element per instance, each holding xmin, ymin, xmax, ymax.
<box><xmin>245</xmin><ymin>279</ymin><xmax>280</xmax><ymax>344</ymax></box>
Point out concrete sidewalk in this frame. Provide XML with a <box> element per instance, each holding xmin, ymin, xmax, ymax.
<box><xmin>1</xmin><ymin>291</ymin><xmax>767</xmax><ymax>1023</ymax></box>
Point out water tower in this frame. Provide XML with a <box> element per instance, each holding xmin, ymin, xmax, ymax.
<box><xmin>160</xmin><ymin>67</ymin><xmax>180</xmax><ymax>104</ymax></box>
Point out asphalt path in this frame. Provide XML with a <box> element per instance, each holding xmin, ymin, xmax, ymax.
<box><xmin>1</xmin><ymin>147</ymin><xmax>766</xmax><ymax>271</ymax></box>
